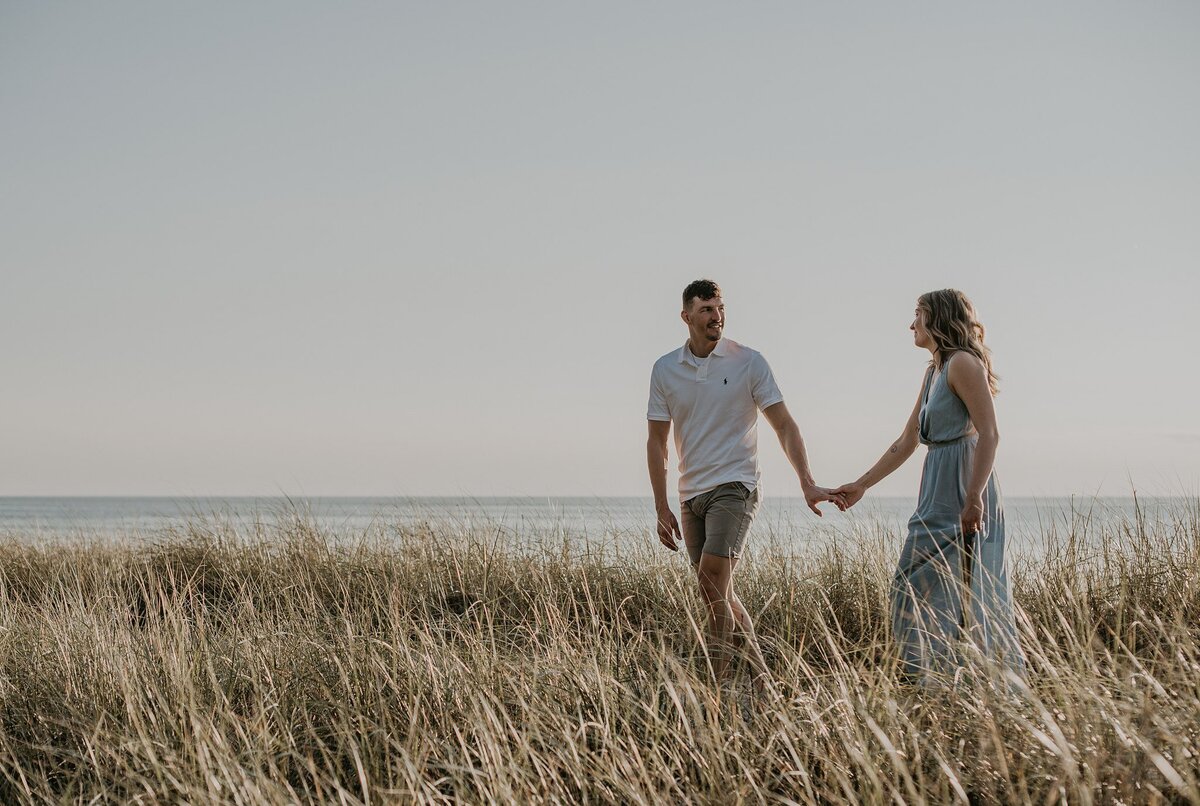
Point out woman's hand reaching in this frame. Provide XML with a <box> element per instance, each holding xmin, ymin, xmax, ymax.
<box><xmin>832</xmin><ymin>481</ymin><xmax>867</xmax><ymax>510</ymax></box>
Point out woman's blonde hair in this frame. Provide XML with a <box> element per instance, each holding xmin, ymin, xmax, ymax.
<box><xmin>918</xmin><ymin>289</ymin><xmax>999</xmax><ymax>396</ymax></box>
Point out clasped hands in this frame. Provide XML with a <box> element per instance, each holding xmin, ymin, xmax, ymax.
<box><xmin>802</xmin><ymin>483</ymin><xmax>847</xmax><ymax>516</ymax></box>
<box><xmin>802</xmin><ymin>481</ymin><xmax>868</xmax><ymax>515</ymax></box>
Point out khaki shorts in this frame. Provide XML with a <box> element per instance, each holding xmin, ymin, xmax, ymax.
<box><xmin>681</xmin><ymin>482</ymin><xmax>761</xmax><ymax>566</ymax></box>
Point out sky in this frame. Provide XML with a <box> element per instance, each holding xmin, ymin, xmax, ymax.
<box><xmin>2</xmin><ymin>2</ymin><xmax>1198</xmax><ymax>498</ymax></box>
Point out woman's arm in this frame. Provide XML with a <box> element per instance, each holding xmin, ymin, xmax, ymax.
<box><xmin>834</xmin><ymin>373</ymin><xmax>926</xmax><ymax>507</ymax></box>
<box><xmin>947</xmin><ymin>352</ymin><xmax>999</xmax><ymax>533</ymax></box>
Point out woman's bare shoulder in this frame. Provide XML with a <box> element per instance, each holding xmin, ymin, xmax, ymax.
<box><xmin>945</xmin><ymin>350</ymin><xmax>984</xmax><ymax>371</ymax></box>
<box><xmin>946</xmin><ymin>351</ymin><xmax>988</xmax><ymax>391</ymax></box>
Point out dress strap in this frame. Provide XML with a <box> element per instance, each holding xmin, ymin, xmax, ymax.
<box><xmin>919</xmin><ymin>364</ymin><xmax>936</xmax><ymax>406</ymax></box>
<box><xmin>917</xmin><ymin>365</ymin><xmax>936</xmax><ymax>444</ymax></box>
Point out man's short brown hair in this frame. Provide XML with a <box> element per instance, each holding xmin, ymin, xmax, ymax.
<box><xmin>682</xmin><ymin>279</ymin><xmax>721</xmax><ymax>310</ymax></box>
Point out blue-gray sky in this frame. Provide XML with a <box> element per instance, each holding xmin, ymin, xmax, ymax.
<box><xmin>2</xmin><ymin>2</ymin><xmax>1198</xmax><ymax>497</ymax></box>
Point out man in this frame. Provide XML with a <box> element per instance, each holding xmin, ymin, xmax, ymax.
<box><xmin>646</xmin><ymin>279</ymin><xmax>842</xmax><ymax>688</ymax></box>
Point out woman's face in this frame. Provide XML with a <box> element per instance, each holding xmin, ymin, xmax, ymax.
<box><xmin>911</xmin><ymin>306</ymin><xmax>934</xmax><ymax>351</ymax></box>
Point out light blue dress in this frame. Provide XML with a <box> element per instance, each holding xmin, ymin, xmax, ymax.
<box><xmin>892</xmin><ymin>357</ymin><xmax>1025</xmax><ymax>684</ymax></box>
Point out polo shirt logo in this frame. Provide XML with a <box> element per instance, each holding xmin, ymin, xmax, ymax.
<box><xmin>723</xmin><ymin>378</ymin><xmax>728</xmax><ymax>384</ymax></box>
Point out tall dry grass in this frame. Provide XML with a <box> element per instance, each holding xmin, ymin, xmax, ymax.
<box><xmin>0</xmin><ymin>500</ymin><xmax>1198</xmax><ymax>804</ymax></box>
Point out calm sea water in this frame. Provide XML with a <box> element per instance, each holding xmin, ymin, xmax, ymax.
<box><xmin>0</xmin><ymin>496</ymin><xmax>1192</xmax><ymax>557</ymax></box>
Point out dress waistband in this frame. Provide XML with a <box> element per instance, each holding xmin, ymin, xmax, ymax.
<box><xmin>922</xmin><ymin>433</ymin><xmax>977</xmax><ymax>449</ymax></box>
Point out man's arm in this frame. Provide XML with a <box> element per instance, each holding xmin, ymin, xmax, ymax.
<box><xmin>647</xmin><ymin>419</ymin><xmax>681</xmax><ymax>550</ymax></box>
<box><xmin>761</xmin><ymin>402</ymin><xmax>843</xmax><ymax>516</ymax></box>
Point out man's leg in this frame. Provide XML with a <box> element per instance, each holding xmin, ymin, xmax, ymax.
<box><xmin>682</xmin><ymin>492</ymin><xmax>738</xmax><ymax>681</ymax></box>
<box><xmin>694</xmin><ymin>483</ymin><xmax>768</xmax><ymax>685</ymax></box>
<box><xmin>728</xmin><ymin>578</ymin><xmax>771</xmax><ymax>687</ymax></box>
<box><xmin>696</xmin><ymin>554</ymin><xmax>772</xmax><ymax>685</ymax></box>
<box><xmin>679</xmin><ymin>496</ymin><xmax>722</xmax><ymax>676</ymax></box>
<box><xmin>696</xmin><ymin>551</ymin><xmax>738</xmax><ymax>682</ymax></box>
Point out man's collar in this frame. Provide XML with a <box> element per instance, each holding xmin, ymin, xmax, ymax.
<box><xmin>678</xmin><ymin>338</ymin><xmax>728</xmax><ymax>364</ymax></box>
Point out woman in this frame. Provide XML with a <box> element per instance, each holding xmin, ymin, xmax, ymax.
<box><xmin>835</xmin><ymin>289</ymin><xmax>1024</xmax><ymax>685</ymax></box>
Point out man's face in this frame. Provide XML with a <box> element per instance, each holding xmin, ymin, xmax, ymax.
<box><xmin>682</xmin><ymin>295</ymin><xmax>725</xmax><ymax>343</ymax></box>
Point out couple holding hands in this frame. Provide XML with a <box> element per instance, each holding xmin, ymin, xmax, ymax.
<box><xmin>646</xmin><ymin>279</ymin><xmax>1024</xmax><ymax>689</ymax></box>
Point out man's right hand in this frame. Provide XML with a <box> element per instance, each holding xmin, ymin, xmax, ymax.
<box><xmin>656</xmin><ymin>507</ymin><xmax>682</xmax><ymax>551</ymax></box>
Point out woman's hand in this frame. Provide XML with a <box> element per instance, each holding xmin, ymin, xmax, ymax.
<box><xmin>960</xmin><ymin>495</ymin><xmax>984</xmax><ymax>535</ymax></box>
<box><xmin>832</xmin><ymin>481</ymin><xmax>867</xmax><ymax>509</ymax></box>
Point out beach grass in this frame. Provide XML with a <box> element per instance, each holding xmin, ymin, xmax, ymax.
<box><xmin>1</xmin><ymin>501</ymin><xmax>1199</xmax><ymax>804</ymax></box>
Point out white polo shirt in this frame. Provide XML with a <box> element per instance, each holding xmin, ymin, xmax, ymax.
<box><xmin>647</xmin><ymin>338</ymin><xmax>784</xmax><ymax>501</ymax></box>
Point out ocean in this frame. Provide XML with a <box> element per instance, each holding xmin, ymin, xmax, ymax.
<box><xmin>0</xmin><ymin>496</ymin><xmax>1192</xmax><ymax>558</ymax></box>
